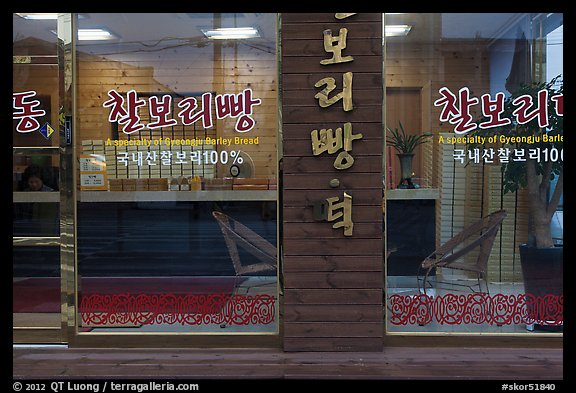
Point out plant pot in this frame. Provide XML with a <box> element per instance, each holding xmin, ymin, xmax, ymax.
<box><xmin>519</xmin><ymin>244</ymin><xmax>563</xmax><ymax>331</ymax></box>
<box><xmin>397</xmin><ymin>153</ymin><xmax>415</xmax><ymax>189</ymax></box>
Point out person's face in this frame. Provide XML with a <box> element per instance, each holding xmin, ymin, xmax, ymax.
<box><xmin>27</xmin><ymin>176</ymin><xmax>43</xmax><ymax>191</ymax></box>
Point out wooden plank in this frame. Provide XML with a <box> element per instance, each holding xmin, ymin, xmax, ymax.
<box><xmin>282</xmin><ymin>38</ymin><xmax>381</xmax><ymax>57</ymax></box>
<box><xmin>283</xmin><ymin>240</ymin><xmax>382</xmax><ymax>256</ymax></box>
<box><xmin>283</xmin><ymin>72</ymin><xmax>383</xmax><ymax>90</ymax></box>
<box><xmin>281</xmin><ymin>13</ymin><xmax>382</xmax><ymax>24</ymax></box>
<box><xmin>284</xmin><ymin>272</ymin><xmax>383</xmax><ymax>289</ymax></box>
<box><xmin>283</xmin><ymin>105</ymin><xmax>382</xmax><ymax>124</ymax></box>
<box><xmin>284</xmin><ymin>222</ymin><xmax>382</xmax><ymax>239</ymax></box>
<box><xmin>283</xmin><ymin>88</ymin><xmax>383</xmax><ymax>106</ymax></box>
<box><xmin>283</xmin><ymin>173</ymin><xmax>382</xmax><ymax>189</ymax></box>
<box><xmin>283</xmin><ymin>188</ymin><xmax>383</xmax><ymax>206</ymax></box>
<box><xmin>282</xmin><ymin>22</ymin><xmax>383</xmax><ymax>40</ymax></box>
<box><xmin>283</xmin><ymin>55</ymin><xmax>383</xmax><ymax>74</ymax></box>
<box><xmin>283</xmin><ymin>305</ymin><xmax>383</xmax><ymax>322</ymax></box>
<box><xmin>282</xmin><ymin>122</ymin><xmax>384</xmax><ymax>140</ymax></box>
<box><xmin>284</xmin><ymin>322</ymin><xmax>382</xmax><ymax>337</ymax></box>
<box><xmin>282</xmin><ymin>156</ymin><xmax>383</xmax><ymax>175</ymax></box>
<box><xmin>283</xmin><ymin>255</ymin><xmax>382</xmax><ymax>272</ymax></box>
<box><xmin>283</xmin><ymin>205</ymin><xmax>382</xmax><ymax>224</ymax></box>
<box><xmin>284</xmin><ymin>289</ymin><xmax>382</xmax><ymax>304</ymax></box>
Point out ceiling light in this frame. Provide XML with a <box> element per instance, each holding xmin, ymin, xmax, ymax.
<box><xmin>16</xmin><ymin>13</ymin><xmax>87</xmax><ymax>20</ymax></box>
<box><xmin>78</xmin><ymin>28</ymin><xmax>115</xmax><ymax>40</ymax></box>
<box><xmin>385</xmin><ymin>24</ymin><xmax>412</xmax><ymax>36</ymax></box>
<box><xmin>50</xmin><ymin>28</ymin><xmax>117</xmax><ymax>41</ymax></box>
<box><xmin>16</xmin><ymin>13</ymin><xmax>58</xmax><ymax>20</ymax></box>
<box><xmin>201</xmin><ymin>27</ymin><xmax>260</xmax><ymax>40</ymax></box>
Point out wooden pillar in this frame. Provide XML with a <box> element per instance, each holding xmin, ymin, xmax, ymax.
<box><xmin>281</xmin><ymin>13</ymin><xmax>384</xmax><ymax>351</ymax></box>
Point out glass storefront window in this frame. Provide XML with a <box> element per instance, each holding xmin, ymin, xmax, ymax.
<box><xmin>75</xmin><ymin>13</ymin><xmax>279</xmax><ymax>335</ymax></box>
<box><xmin>384</xmin><ymin>13</ymin><xmax>563</xmax><ymax>334</ymax></box>
<box><xmin>13</xmin><ymin>13</ymin><xmax>62</xmax><ymax>340</ymax></box>
<box><xmin>14</xmin><ymin>12</ymin><xmax>563</xmax><ymax>346</ymax></box>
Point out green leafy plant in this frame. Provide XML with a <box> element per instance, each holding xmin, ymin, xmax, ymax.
<box><xmin>469</xmin><ymin>75</ymin><xmax>563</xmax><ymax>249</ymax></box>
<box><xmin>386</xmin><ymin>121</ymin><xmax>432</xmax><ymax>154</ymax></box>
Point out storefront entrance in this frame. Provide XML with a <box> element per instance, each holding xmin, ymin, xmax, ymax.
<box><xmin>13</xmin><ymin>13</ymin><xmax>281</xmax><ymax>347</ymax></box>
<box><xmin>13</xmin><ymin>13</ymin><xmax>74</xmax><ymax>344</ymax></box>
<box><xmin>14</xmin><ymin>12</ymin><xmax>563</xmax><ymax>350</ymax></box>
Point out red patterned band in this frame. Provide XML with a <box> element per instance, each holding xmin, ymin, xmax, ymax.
<box><xmin>80</xmin><ymin>293</ymin><xmax>276</xmax><ymax>326</ymax></box>
<box><xmin>388</xmin><ymin>293</ymin><xmax>563</xmax><ymax>326</ymax></box>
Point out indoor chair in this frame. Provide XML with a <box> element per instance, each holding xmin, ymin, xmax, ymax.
<box><xmin>212</xmin><ymin>210</ymin><xmax>277</xmax><ymax>295</ymax></box>
<box><xmin>417</xmin><ymin>209</ymin><xmax>507</xmax><ymax>296</ymax></box>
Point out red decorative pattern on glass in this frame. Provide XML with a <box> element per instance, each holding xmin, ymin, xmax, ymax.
<box><xmin>80</xmin><ymin>293</ymin><xmax>276</xmax><ymax>326</ymax></box>
<box><xmin>388</xmin><ymin>293</ymin><xmax>563</xmax><ymax>326</ymax></box>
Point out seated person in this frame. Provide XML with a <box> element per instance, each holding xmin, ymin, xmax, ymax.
<box><xmin>21</xmin><ymin>165</ymin><xmax>54</xmax><ymax>192</ymax></box>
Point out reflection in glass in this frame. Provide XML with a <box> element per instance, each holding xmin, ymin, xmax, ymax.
<box><xmin>385</xmin><ymin>12</ymin><xmax>563</xmax><ymax>335</ymax></box>
<box><xmin>76</xmin><ymin>13</ymin><xmax>279</xmax><ymax>334</ymax></box>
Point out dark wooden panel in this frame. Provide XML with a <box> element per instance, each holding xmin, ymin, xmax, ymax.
<box><xmin>284</xmin><ymin>222</ymin><xmax>382</xmax><ymax>239</ymax></box>
<box><xmin>283</xmin><ymin>72</ymin><xmax>382</xmax><ymax>91</ymax></box>
<box><xmin>283</xmin><ymin>55</ymin><xmax>382</xmax><ymax>75</ymax></box>
<box><xmin>283</xmin><ymin>173</ymin><xmax>382</xmax><ymax>189</ymax></box>
<box><xmin>282</xmin><ymin>38</ymin><xmax>382</xmax><ymax>57</ymax></box>
<box><xmin>283</xmin><ymin>272</ymin><xmax>383</xmax><ymax>289</ymax></box>
<box><xmin>283</xmin><ymin>205</ymin><xmax>382</xmax><ymax>224</ymax></box>
<box><xmin>284</xmin><ymin>289</ymin><xmax>382</xmax><ymax>304</ymax></box>
<box><xmin>283</xmin><ymin>88</ymin><xmax>383</xmax><ymax>106</ymax></box>
<box><xmin>284</xmin><ymin>305</ymin><xmax>383</xmax><ymax>322</ymax></box>
<box><xmin>281</xmin><ymin>13</ymin><xmax>382</xmax><ymax>24</ymax></box>
<box><xmin>283</xmin><ymin>240</ymin><xmax>382</xmax><ymax>256</ymax></box>
<box><xmin>284</xmin><ymin>322</ymin><xmax>382</xmax><ymax>337</ymax></box>
<box><xmin>283</xmin><ymin>105</ymin><xmax>382</xmax><ymax>124</ymax></box>
<box><xmin>282</xmin><ymin>22</ymin><xmax>383</xmax><ymax>40</ymax></box>
<box><xmin>283</xmin><ymin>188</ymin><xmax>382</xmax><ymax>206</ymax></box>
<box><xmin>281</xmin><ymin>12</ymin><xmax>383</xmax><ymax>352</ymax></box>
<box><xmin>282</xmin><ymin>156</ymin><xmax>383</xmax><ymax>175</ymax></box>
<box><xmin>282</xmin><ymin>255</ymin><xmax>382</xmax><ymax>272</ymax></box>
<box><xmin>282</xmin><ymin>122</ymin><xmax>384</xmax><ymax>140</ymax></box>
<box><xmin>283</xmin><ymin>139</ymin><xmax>381</xmax><ymax>157</ymax></box>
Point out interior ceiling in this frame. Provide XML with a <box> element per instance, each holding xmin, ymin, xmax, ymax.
<box><xmin>14</xmin><ymin>13</ymin><xmax>526</xmax><ymax>49</ymax></box>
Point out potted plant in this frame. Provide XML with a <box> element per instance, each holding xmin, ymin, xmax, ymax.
<box><xmin>386</xmin><ymin>121</ymin><xmax>432</xmax><ymax>188</ymax></box>
<box><xmin>469</xmin><ymin>75</ymin><xmax>563</xmax><ymax>331</ymax></box>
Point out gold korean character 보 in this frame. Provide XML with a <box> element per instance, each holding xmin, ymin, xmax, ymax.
<box><xmin>320</xmin><ymin>28</ymin><xmax>354</xmax><ymax>66</ymax></box>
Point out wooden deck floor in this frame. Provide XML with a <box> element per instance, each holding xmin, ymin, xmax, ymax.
<box><xmin>13</xmin><ymin>346</ymin><xmax>563</xmax><ymax>380</ymax></box>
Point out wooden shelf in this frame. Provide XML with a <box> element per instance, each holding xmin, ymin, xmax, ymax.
<box><xmin>79</xmin><ymin>190</ymin><xmax>277</xmax><ymax>203</ymax></box>
<box><xmin>13</xmin><ymin>191</ymin><xmax>60</xmax><ymax>203</ymax></box>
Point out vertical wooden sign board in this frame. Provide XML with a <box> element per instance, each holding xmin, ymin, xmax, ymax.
<box><xmin>282</xmin><ymin>13</ymin><xmax>383</xmax><ymax>351</ymax></box>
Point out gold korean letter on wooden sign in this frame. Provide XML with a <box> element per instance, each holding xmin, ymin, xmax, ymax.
<box><xmin>311</xmin><ymin>122</ymin><xmax>363</xmax><ymax>169</ymax></box>
<box><xmin>314</xmin><ymin>71</ymin><xmax>353</xmax><ymax>111</ymax></box>
<box><xmin>335</xmin><ymin>13</ymin><xmax>357</xmax><ymax>19</ymax></box>
<box><xmin>325</xmin><ymin>192</ymin><xmax>354</xmax><ymax>236</ymax></box>
<box><xmin>320</xmin><ymin>28</ymin><xmax>354</xmax><ymax>65</ymax></box>
<box><xmin>311</xmin><ymin>192</ymin><xmax>354</xmax><ymax>236</ymax></box>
